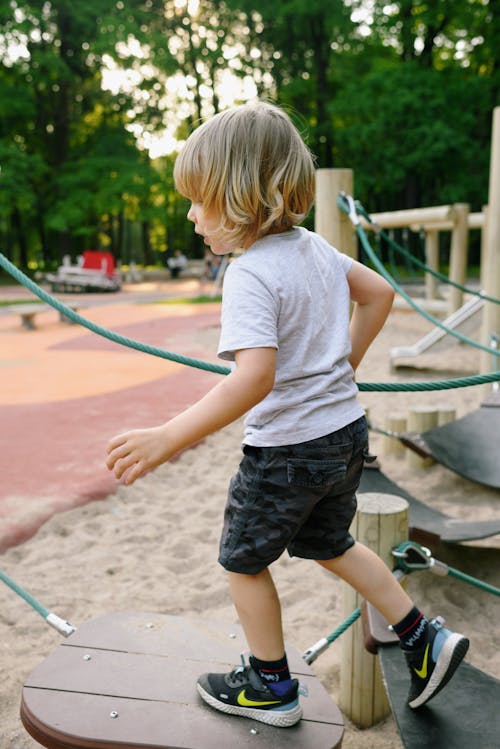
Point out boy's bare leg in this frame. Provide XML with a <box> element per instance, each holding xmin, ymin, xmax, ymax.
<box><xmin>227</xmin><ymin>543</ymin><xmax>412</xmax><ymax>661</ymax></box>
<box><xmin>317</xmin><ymin>541</ymin><xmax>413</xmax><ymax>625</ymax></box>
<box><xmin>228</xmin><ymin>568</ymin><xmax>285</xmax><ymax>660</ymax></box>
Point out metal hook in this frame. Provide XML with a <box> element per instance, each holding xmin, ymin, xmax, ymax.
<box><xmin>392</xmin><ymin>541</ymin><xmax>433</xmax><ymax>571</ymax></box>
<box><xmin>339</xmin><ymin>192</ymin><xmax>360</xmax><ymax>226</ymax></box>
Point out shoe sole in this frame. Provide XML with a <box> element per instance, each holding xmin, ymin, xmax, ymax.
<box><xmin>197</xmin><ymin>683</ymin><xmax>303</xmax><ymax>727</ymax></box>
<box><xmin>409</xmin><ymin>633</ymin><xmax>470</xmax><ymax>709</ymax></box>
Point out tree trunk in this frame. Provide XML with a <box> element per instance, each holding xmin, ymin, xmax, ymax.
<box><xmin>310</xmin><ymin>16</ymin><xmax>333</xmax><ymax>166</ymax></box>
<box><xmin>142</xmin><ymin>220</ymin><xmax>154</xmax><ymax>265</ymax></box>
<box><xmin>11</xmin><ymin>207</ymin><xmax>29</xmax><ymax>269</ymax></box>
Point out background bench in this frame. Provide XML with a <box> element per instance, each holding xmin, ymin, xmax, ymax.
<box><xmin>7</xmin><ymin>303</ymin><xmax>82</xmax><ymax>330</ymax></box>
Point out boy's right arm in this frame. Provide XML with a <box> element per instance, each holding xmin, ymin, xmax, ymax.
<box><xmin>106</xmin><ymin>346</ymin><xmax>276</xmax><ymax>486</ymax></box>
<box><xmin>346</xmin><ymin>260</ymin><xmax>395</xmax><ymax>372</ymax></box>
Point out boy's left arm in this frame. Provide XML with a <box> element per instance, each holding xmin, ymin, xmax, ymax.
<box><xmin>346</xmin><ymin>260</ymin><xmax>395</xmax><ymax>371</ymax></box>
<box><xmin>106</xmin><ymin>347</ymin><xmax>276</xmax><ymax>485</ymax></box>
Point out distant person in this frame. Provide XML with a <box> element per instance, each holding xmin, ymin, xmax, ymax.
<box><xmin>107</xmin><ymin>102</ymin><xmax>468</xmax><ymax>729</ymax></box>
<box><xmin>167</xmin><ymin>250</ymin><xmax>188</xmax><ymax>279</ymax></box>
<box><xmin>210</xmin><ymin>253</ymin><xmax>223</xmax><ymax>280</ymax></box>
<box><xmin>203</xmin><ymin>248</ymin><xmax>223</xmax><ymax>281</ymax></box>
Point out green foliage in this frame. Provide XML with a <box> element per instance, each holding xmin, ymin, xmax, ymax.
<box><xmin>0</xmin><ymin>0</ymin><xmax>498</xmax><ymax>270</ymax></box>
<box><xmin>333</xmin><ymin>63</ymin><xmax>494</xmax><ymax>210</ymax></box>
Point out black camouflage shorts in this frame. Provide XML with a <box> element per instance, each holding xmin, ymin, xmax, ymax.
<box><xmin>218</xmin><ymin>416</ymin><xmax>370</xmax><ymax>574</ymax></box>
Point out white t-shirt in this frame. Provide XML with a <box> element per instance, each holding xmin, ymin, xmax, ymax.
<box><xmin>218</xmin><ymin>226</ymin><xmax>364</xmax><ymax>446</ymax></box>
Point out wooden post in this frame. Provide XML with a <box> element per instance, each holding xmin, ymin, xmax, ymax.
<box><xmin>381</xmin><ymin>415</ymin><xmax>407</xmax><ymax>456</ymax></box>
<box><xmin>448</xmin><ymin>203</ymin><xmax>470</xmax><ymax>313</ymax></box>
<box><xmin>481</xmin><ymin>107</ymin><xmax>500</xmax><ymax>375</ymax></box>
<box><xmin>315</xmin><ymin>169</ymin><xmax>357</xmax><ymax>259</ymax></box>
<box><xmin>479</xmin><ymin>205</ymin><xmax>489</xmax><ymax>293</ymax></box>
<box><xmin>340</xmin><ymin>493</ymin><xmax>408</xmax><ymax>728</ymax></box>
<box><xmin>424</xmin><ymin>229</ymin><xmax>440</xmax><ymax>300</ymax></box>
<box><xmin>406</xmin><ymin>407</ymin><xmax>439</xmax><ymax>468</ymax></box>
<box><xmin>438</xmin><ymin>407</ymin><xmax>456</xmax><ymax>426</ymax></box>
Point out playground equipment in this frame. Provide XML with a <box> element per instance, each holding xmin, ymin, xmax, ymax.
<box><xmin>389</xmin><ymin>295</ymin><xmax>484</xmax><ymax>367</ymax></box>
<box><xmin>46</xmin><ymin>251</ymin><xmax>121</xmax><ymax>293</ymax></box>
<box><xmin>366</xmin><ymin>391</ymin><xmax>500</xmax><ymax>490</ymax></box>
<box><xmin>20</xmin><ymin>612</ymin><xmax>344</xmax><ymax>749</ymax></box>
<box><xmin>403</xmin><ymin>390</ymin><xmax>500</xmax><ymax>488</ymax></box>
<box><xmin>315</xmin><ymin>107</ymin><xmax>500</xmax><ymax>378</ymax></box>
<box><xmin>360</xmin><ymin>460</ymin><xmax>500</xmax><ymax>544</ymax></box>
<box><xmin>351</xmin><ymin>204</ymin><xmax>499</xmax><ymax>368</ymax></box>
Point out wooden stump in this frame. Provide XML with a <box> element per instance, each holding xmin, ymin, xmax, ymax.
<box><xmin>381</xmin><ymin>414</ymin><xmax>407</xmax><ymax>456</ymax></box>
<box><xmin>340</xmin><ymin>493</ymin><xmax>408</xmax><ymax>728</ymax></box>
<box><xmin>406</xmin><ymin>407</ymin><xmax>439</xmax><ymax>468</ymax></box>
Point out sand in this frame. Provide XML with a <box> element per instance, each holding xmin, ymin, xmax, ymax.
<box><xmin>1</xmin><ymin>295</ymin><xmax>499</xmax><ymax>749</ymax></box>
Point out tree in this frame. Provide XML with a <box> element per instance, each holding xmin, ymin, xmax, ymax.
<box><xmin>1</xmin><ymin>0</ymin><xmax>498</xmax><ymax>271</ymax></box>
<box><xmin>0</xmin><ymin>0</ymin><xmax>164</xmax><ymax>268</ymax></box>
<box><xmin>223</xmin><ymin>0</ymin><xmax>359</xmax><ymax>166</ymax></box>
<box><xmin>333</xmin><ymin>63</ymin><xmax>494</xmax><ymax>213</ymax></box>
<box><xmin>350</xmin><ymin>0</ymin><xmax>497</xmax><ymax>73</ymax></box>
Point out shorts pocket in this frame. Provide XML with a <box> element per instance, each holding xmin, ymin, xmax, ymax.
<box><xmin>286</xmin><ymin>458</ymin><xmax>347</xmax><ymax>488</ymax></box>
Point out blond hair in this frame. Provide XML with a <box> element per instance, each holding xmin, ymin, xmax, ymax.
<box><xmin>173</xmin><ymin>102</ymin><xmax>316</xmax><ymax>248</ymax></box>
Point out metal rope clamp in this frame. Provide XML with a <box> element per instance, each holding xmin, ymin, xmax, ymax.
<box><xmin>338</xmin><ymin>192</ymin><xmax>361</xmax><ymax>226</ymax></box>
<box><xmin>392</xmin><ymin>541</ymin><xmax>448</xmax><ymax>577</ymax></box>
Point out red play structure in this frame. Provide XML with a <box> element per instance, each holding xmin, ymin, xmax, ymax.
<box><xmin>46</xmin><ymin>251</ymin><xmax>121</xmax><ymax>292</ymax></box>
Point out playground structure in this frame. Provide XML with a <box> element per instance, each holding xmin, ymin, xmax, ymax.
<box><xmin>0</xmin><ymin>107</ymin><xmax>499</xmax><ymax>749</ymax></box>
<box><xmin>45</xmin><ymin>250</ymin><xmax>122</xmax><ymax>293</ymax></box>
<box><xmin>315</xmin><ymin>107</ymin><xmax>500</xmax><ymax>378</ymax></box>
<box><xmin>365</xmin><ymin>393</ymin><xmax>500</xmax><ymax>490</ymax></box>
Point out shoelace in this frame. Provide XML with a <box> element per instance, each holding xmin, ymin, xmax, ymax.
<box><xmin>228</xmin><ymin>652</ymin><xmax>309</xmax><ymax>698</ymax></box>
<box><xmin>227</xmin><ymin>654</ymin><xmax>252</xmax><ymax>686</ymax></box>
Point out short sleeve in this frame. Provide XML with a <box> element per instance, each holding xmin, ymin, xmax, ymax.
<box><xmin>217</xmin><ymin>262</ymin><xmax>279</xmax><ymax>361</ymax></box>
<box><xmin>334</xmin><ymin>248</ymin><xmax>354</xmax><ymax>274</ymax></box>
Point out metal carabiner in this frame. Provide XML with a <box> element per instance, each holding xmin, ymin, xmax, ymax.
<box><xmin>392</xmin><ymin>541</ymin><xmax>433</xmax><ymax>572</ymax></box>
<box><xmin>338</xmin><ymin>191</ymin><xmax>360</xmax><ymax>226</ymax></box>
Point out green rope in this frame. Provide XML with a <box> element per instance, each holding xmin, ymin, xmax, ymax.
<box><xmin>359</xmin><ymin>372</ymin><xmax>500</xmax><ymax>390</ymax></box>
<box><xmin>393</xmin><ymin>541</ymin><xmax>500</xmax><ymax>597</ymax></box>
<box><xmin>0</xmin><ymin>569</ymin><xmax>49</xmax><ymax>618</ymax></box>
<box><xmin>337</xmin><ymin>197</ymin><xmax>500</xmax><ymax>357</ymax></box>
<box><xmin>0</xmin><ymin>254</ymin><xmax>231</xmax><ymax>377</ymax></box>
<box><xmin>326</xmin><ymin>606</ymin><xmax>361</xmax><ymax>643</ymax></box>
<box><xmin>2</xmin><ymin>253</ymin><xmax>500</xmax><ymax>391</ymax></box>
<box><xmin>356</xmin><ymin>203</ymin><xmax>500</xmax><ymax>306</ymax></box>
<box><xmin>302</xmin><ymin>606</ymin><xmax>361</xmax><ymax>662</ymax></box>
<box><xmin>447</xmin><ymin>567</ymin><xmax>500</xmax><ymax>597</ymax></box>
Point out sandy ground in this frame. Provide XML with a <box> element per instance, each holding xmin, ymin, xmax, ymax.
<box><xmin>1</xmin><ymin>288</ymin><xmax>499</xmax><ymax>749</ymax></box>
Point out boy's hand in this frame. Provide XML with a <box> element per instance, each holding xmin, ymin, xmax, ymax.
<box><xmin>106</xmin><ymin>347</ymin><xmax>276</xmax><ymax>486</ymax></box>
<box><xmin>106</xmin><ymin>424</ymin><xmax>172</xmax><ymax>485</ymax></box>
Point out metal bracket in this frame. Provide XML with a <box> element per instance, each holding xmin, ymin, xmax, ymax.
<box><xmin>338</xmin><ymin>192</ymin><xmax>360</xmax><ymax>226</ymax></box>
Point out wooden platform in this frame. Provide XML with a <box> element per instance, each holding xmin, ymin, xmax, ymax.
<box><xmin>21</xmin><ymin>612</ymin><xmax>344</xmax><ymax>749</ymax></box>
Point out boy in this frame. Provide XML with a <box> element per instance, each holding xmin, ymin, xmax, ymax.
<box><xmin>106</xmin><ymin>101</ymin><xmax>468</xmax><ymax>728</ymax></box>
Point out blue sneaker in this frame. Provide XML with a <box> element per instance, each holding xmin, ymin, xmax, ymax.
<box><xmin>403</xmin><ymin>616</ymin><xmax>469</xmax><ymax>708</ymax></box>
<box><xmin>197</xmin><ymin>655</ymin><xmax>303</xmax><ymax>727</ymax></box>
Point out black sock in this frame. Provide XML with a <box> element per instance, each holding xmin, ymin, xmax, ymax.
<box><xmin>392</xmin><ymin>607</ymin><xmax>429</xmax><ymax>651</ymax></box>
<box><xmin>250</xmin><ymin>654</ymin><xmax>293</xmax><ymax>696</ymax></box>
